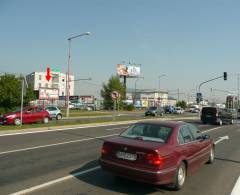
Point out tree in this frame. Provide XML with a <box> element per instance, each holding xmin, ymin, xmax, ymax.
<box><xmin>176</xmin><ymin>100</ymin><xmax>187</xmax><ymax>109</ymax></box>
<box><xmin>0</xmin><ymin>74</ymin><xmax>21</xmax><ymax>112</ymax></box>
<box><xmin>0</xmin><ymin>74</ymin><xmax>37</xmax><ymax>113</ymax></box>
<box><xmin>100</xmin><ymin>76</ymin><xmax>125</xmax><ymax>110</ymax></box>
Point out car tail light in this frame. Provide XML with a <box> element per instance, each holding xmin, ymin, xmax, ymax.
<box><xmin>101</xmin><ymin>145</ymin><xmax>110</xmax><ymax>156</ymax></box>
<box><xmin>145</xmin><ymin>153</ymin><xmax>163</xmax><ymax>166</ymax></box>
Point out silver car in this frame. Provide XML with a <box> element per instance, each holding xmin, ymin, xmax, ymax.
<box><xmin>45</xmin><ymin>106</ymin><xmax>62</xmax><ymax>120</ymax></box>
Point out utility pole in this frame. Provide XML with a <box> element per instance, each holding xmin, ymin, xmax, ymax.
<box><xmin>177</xmin><ymin>88</ymin><xmax>180</xmax><ymax>102</ymax></box>
<box><xmin>238</xmin><ymin>74</ymin><xmax>240</xmax><ymax>108</ymax></box>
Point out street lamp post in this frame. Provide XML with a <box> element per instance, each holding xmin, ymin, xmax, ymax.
<box><xmin>134</xmin><ymin>77</ymin><xmax>144</xmax><ymax>104</ymax></box>
<box><xmin>20</xmin><ymin>77</ymin><xmax>28</xmax><ymax>126</ymax></box>
<box><xmin>158</xmin><ymin>74</ymin><xmax>166</xmax><ymax>90</ymax></box>
<box><xmin>66</xmin><ymin>32</ymin><xmax>91</xmax><ymax>118</ymax></box>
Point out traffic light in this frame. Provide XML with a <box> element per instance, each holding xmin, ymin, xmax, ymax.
<box><xmin>223</xmin><ymin>72</ymin><xmax>227</xmax><ymax>80</ymax></box>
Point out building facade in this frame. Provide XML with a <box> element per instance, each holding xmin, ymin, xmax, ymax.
<box><xmin>126</xmin><ymin>89</ymin><xmax>176</xmax><ymax>108</ymax></box>
<box><xmin>26</xmin><ymin>71</ymin><xmax>74</xmax><ymax>97</ymax></box>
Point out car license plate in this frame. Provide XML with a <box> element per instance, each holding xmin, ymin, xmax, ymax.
<box><xmin>206</xmin><ymin>115</ymin><xmax>211</xmax><ymax>118</ymax></box>
<box><xmin>116</xmin><ymin>151</ymin><xmax>137</xmax><ymax>161</ymax></box>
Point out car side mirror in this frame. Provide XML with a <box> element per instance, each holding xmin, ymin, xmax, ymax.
<box><xmin>202</xmin><ymin>135</ymin><xmax>210</xmax><ymax>140</ymax></box>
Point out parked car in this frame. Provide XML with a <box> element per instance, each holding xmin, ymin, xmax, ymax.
<box><xmin>0</xmin><ymin>106</ymin><xmax>51</xmax><ymax>125</ymax></box>
<box><xmin>173</xmin><ymin>107</ymin><xmax>184</xmax><ymax>114</ymax></box>
<box><xmin>99</xmin><ymin>121</ymin><xmax>214</xmax><ymax>190</ymax></box>
<box><xmin>201</xmin><ymin>106</ymin><xmax>237</xmax><ymax>125</ymax></box>
<box><xmin>164</xmin><ymin>106</ymin><xmax>174</xmax><ymax>114</ymax></box>
<box><xmin>145</xmin><ymin>106</ymin><xmax>164</xmax><ymax>116</ymax></box>
<box><xmin>191</xmin><ymin>108</ymin><xmax>200</xmax><ymax>113</ymax></box>
<box><xmin>45</xmin><ymin>106</ymin><xmax>62</xmax><ymax>120</ymax></box>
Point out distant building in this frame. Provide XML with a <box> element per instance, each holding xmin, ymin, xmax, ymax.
<box><xmin>126</xmin><ymin>89</ymin><xmax>175</xmax><ymax>108</ymax></box>
<box><xmin>26</xmin><ymin>71</ymin><xmax>74</xmax><ymax>97</ymax></box>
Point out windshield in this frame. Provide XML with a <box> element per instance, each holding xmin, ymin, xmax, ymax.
<box><xmin>120</xmin><ymin>123</ymin><xmax>173</xmax><ymax>143</ymax></box>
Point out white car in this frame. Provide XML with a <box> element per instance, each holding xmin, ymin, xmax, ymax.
<box><xmin>173</xmin><ymin>107</ymin><xmax>184</xmax><ymax>114</ymax></box>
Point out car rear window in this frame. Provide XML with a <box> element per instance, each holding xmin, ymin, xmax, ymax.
<box><xmin>202</xmin><ymin>107</ymin><xmax>217</xmax><ymax>114</ymax></box>
<box><xmin>120</xmin><ymin>123</ymin><xmax>173</xmax><ymax>143</ymax></box>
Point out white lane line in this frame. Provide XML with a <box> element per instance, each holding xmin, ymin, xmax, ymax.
<box><xmin>0</xmin><ymin>126</ymin><xmax>224</xmax><ymax>156</ymax></box>
<box><xmin>0</xmin><ymin>122</ymin><xmax>135</xmax><ymax>137</ymax></box>
<box><xmin>10</xmin><ymin>166</ymin><xmax>101</xmax><ymax>195</ymax></box>
<box><xmin>231</xmin><ymin>176</ymin><xmax>240</xmax><ymax>195</ymax></box>
<box><xmin>201</xmin><ymin>126</ymin><xmax>223</xmax><ymax>133</ymax></box>
<box><xmin>106</xmin><ymin>126</ymin><xmax>129</xmax><ymax>131</ymax></box>
<box><xmin>0</xmin><ymin>134</ymin><xmax>119</xmax><ymax>155</ymax></box>
<box><xmin>214</xmin><ymin>135</ymin><xmax>229</xmax><ymax>145</ymax></box>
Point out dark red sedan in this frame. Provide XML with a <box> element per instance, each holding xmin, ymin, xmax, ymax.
<box><xmin>0</xmin><ymin>106</ymin><xmax>51</xmax><ymax>125</ymax></box>
<box><xmin>99</xmin><ymin>120</ymin><xmax>215</xmax><ymax>190</ymax></box>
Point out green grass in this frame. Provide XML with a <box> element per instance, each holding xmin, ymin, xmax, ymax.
<box><xmin>61</xmin><ymin>110</ymin><xmax>112</xmax><ymax>117</ymax></box>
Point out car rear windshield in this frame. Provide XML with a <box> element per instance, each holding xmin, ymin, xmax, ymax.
<box><xmin>202</xmin><ymin>107</ymin><xmax>217</xmax><ymax>114</ymax></box>
<box><xmin>120</xmin><ymin>123</ymin><xmax>173</xmax><ymax>143</ymax></box>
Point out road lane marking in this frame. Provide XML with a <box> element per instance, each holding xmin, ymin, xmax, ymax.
<box><xmin>0</xmin><ymin>134</ymin><xmax>119</xmax><ymax>155</ymax></box>
<box><xmin>0</xmin><ymin>122</ymin><xmax>136</xmax><ymax>137</ymax></box>
<box><xmin>0</xmin><ymin>125</ymin><xmax>225</xmax><ymax>156</ymax></box>
<box><xmin>214</xmin><ymin>135</ymin><xmax>229</xmax><ymax>145</ymax></box>
<box><xmin>10</xmin><ymin>166</ymin><xmax>101</xmax><ymax>195</ymax></box>
<box><xmin>201</xmin><ymin>126</ymin><xmax>223</xmax><ymax>133</ymax></box>
<box><xmin>106</xmin><ymin>126</ymin><xmax>129</xmax><ymax>131</ymax></box>
<box><xmin>231</xmin><ymin>176</ymin><xmax>240</xmax><ymax>195</ymax></box>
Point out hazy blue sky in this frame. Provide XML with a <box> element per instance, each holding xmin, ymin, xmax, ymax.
<box><xmin>1</xmin><ymin>0</ymin><xmax>240</xmax><ymax>101</ymax></box>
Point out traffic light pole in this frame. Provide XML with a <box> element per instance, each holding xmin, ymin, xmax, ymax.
<box><xmin>198</xmin><ymin>75</ymin><xmax>224</xmax><ymax>93</ymax></box>
<box><xmin>197</xmin><ymin>73</ymin><xmax>227</xmax><ymax>105</ymax></box>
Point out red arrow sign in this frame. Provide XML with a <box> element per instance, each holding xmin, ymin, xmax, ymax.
<box><xmin>45</xmin><ymin>67</ymin><xmax>51</xmax><ymax>81</ymax></box>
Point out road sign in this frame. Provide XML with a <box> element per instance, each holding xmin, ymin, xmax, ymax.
<box><xmin>111</xmin><ymin>91</ymin><xmax>120</xmax><ymax>100</ymax></box>
<box><xmin>197</xmin><ymin>92</ymin><xmax>202</xmax><ymax>98</ymax></box>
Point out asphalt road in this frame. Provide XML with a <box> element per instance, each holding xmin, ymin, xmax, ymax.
<box><xmin>0</xmin><ymin>118</ymin><xmax>239</xmax><ymax>195</ymax></box>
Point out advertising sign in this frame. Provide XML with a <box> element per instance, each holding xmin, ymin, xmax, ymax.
<box><xmin>141</xmin><ymin>100</ymin><xmax>148</xmax><ymax>107</ymax></box>
<box><xmin>39</xmin><ymin>88</ymin><xmax>59</xmax><ymax>100</ymax></box>
<box><xmin>80</xmin><ymin>95</ymin><xmax>94</xmax><ymax>104</ymax></box>
<box><xmin>117</xmin><ymin>64</ymin><xmax>140</xmax><ymax>77</ymax></box>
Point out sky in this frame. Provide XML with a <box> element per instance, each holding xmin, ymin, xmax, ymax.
<box><xmin>0</xmin><ymin>0</ymin><xmax>240</xmax><ymax>102</ymax></box>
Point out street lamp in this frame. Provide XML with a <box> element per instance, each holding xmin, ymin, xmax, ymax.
<box><xmin>134</xmin><ymin>77</ymin><xmax>144</xmax><ymax>104</ymax></box>
<box><xmin>158</xmin><ymin>74</ymin><xmax>166</xmax><ymax>90</ymax></box>
<box><xmin>66</xmin><ymin>32</ymin><xmax>91</xmax><ymax>118</ymax></box>
<box><xmin>20</xmin><ymin>77</ymin><xmax>28</xmax><ymax>125</ymax></box>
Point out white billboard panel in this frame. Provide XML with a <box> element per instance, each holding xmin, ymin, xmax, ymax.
<box><xmin>117</xmin><ymin>64</ymin><xmax>140</xmax><ymax>77</ymax></box>
<box><xmin>39</xmin><ymin>88</ymin><xmax>59</xmax><ymax>100</ymax></box>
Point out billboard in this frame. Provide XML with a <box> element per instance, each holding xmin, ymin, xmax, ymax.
<box><xmin>117</xmin><ymin>64</ymin><xmax>140</xmax><ymax>77</ymax></box>
<box><xmin>39</xmin><ymin>88</ymin><xmax>59</xmax><ymax>100</ymax></box>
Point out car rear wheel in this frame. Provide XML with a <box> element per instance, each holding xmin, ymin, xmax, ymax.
<box><xmin>56</xmin><ymin>114</ymin><xmax>62</xmax><ymax>120</ymax></box>
<box><xmin>172</xmin><ymin>162</ymin><xmax>186</xmax><ymax>190</ymax></box>
<box><xmin>43</xmin><ymin>117</ymin><xmax>49</xmax><ymax>124</ymax></box>
<box><xmin>14</xmin><ymin>118</ymin><xmax>21</xmax><ymax>126</ymax></box>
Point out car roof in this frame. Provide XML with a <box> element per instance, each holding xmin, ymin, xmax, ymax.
<box><xmin>136</xmin><ymin>120</ymin><xmax>186</xmax><ymax>128</ymax></box>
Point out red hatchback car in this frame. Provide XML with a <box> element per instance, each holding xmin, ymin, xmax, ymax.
<box><xmin>99</xmin><ymin>121</ymin><xmax>215</xmax><ymax>190</ymax></box>
<box><xmin>0</xmin><ymin>106</ymin><xmax>51</xmax><ymax>125</ymax></box>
